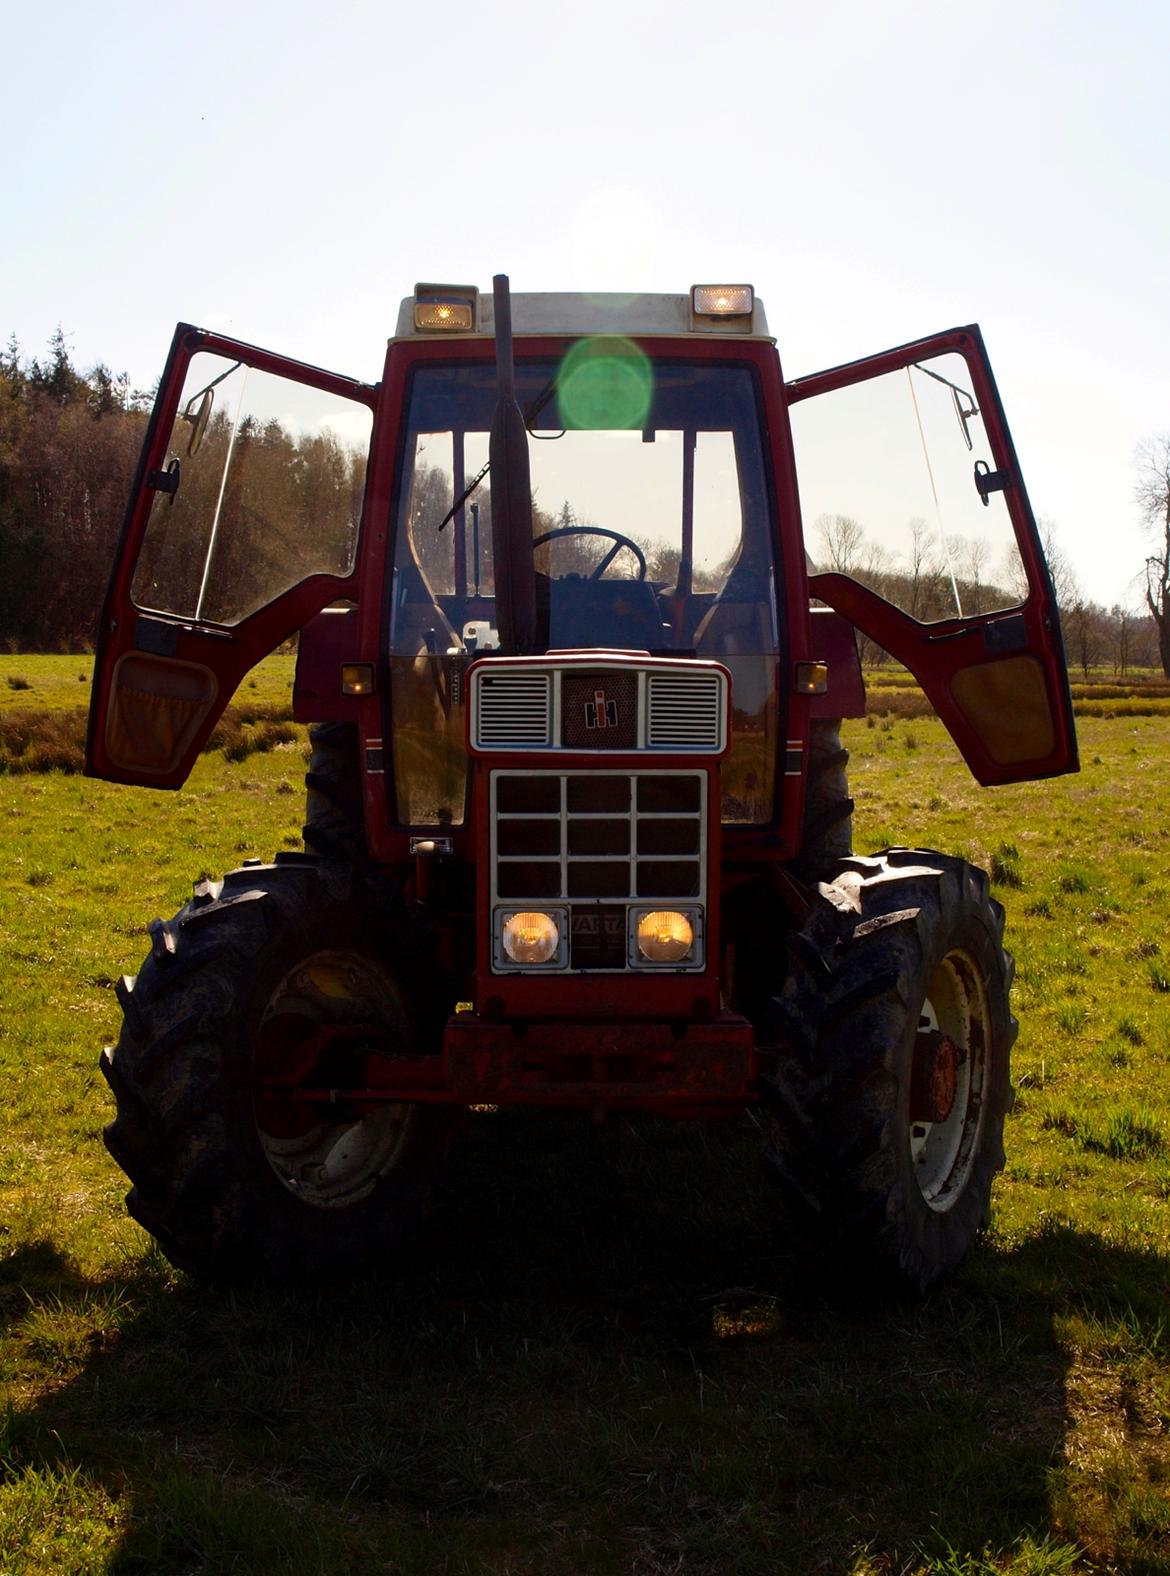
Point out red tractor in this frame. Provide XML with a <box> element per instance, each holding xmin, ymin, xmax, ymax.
<box><xmin>87</xmin><ymin>277</ymin><xmax>1077</xmax><ymax>1292</ymax></box>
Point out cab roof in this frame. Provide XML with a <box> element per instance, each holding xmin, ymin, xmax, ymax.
<box><xmin>391</xmin><ymin>289</ymin><xmax>773</xmax><ymax>344</ymax></box>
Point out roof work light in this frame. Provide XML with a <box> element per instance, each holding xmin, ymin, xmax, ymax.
<box><xmin>691</xmin><ymin>284</ymin><xmax>754</xmax><ymax>319</ymax></box>
<box><xmin>413</xmin><ymin>283</ymin><xmax>478</xmax><ymax>331</ymax></box>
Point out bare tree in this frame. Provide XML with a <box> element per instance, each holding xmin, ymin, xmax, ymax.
<box><xmin>814</xmin><ymin>514</ymin><xmax>890</xmax><ymax>588</ymax></box>
<box><xmin>1063</xmin><ymin>599</ymin><xmax>1107</xmax><ymax>678</ymax></box>
<box><xmin>1130</xmin><ymin>609</ymin><xmax>1161</xmax><ymax>669</ymax></box>
<box><xmin>1037</xmin><ymin>517</ymin><xmax>1080</xmax><ymax>610</ymax></box>
<box><xmin>815</xmin><ymin>513</ymin><xmax>865</xmax><ymax>574</ymax></box>
<box><xmin>998</xmin><ymin>515</ymin><xmax>1077</xmax><ymax>612</ymax></box>
<box><xmin>1135</xmin><ymin>434</ymin><xmax>1170</xmax><ymax>677</ymax></box>
<box><xmin>1103</xmin><ymin>603</ymin><xmax>1160</xmax><ymax>676</ymax></box>
<box><xmin>906</xmin><ymin>516</ymin><xmax>945</xmax><ymax>619</ymax></box>
<box><xmin>963</xmin><ymin>534</ymin><xmax>992</xmax><ymax>615</ymax></box>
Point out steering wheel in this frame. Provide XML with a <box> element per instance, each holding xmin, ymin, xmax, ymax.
<box><xmin>532</xmin><ymin>525</ymin><xmax>647</xmax><ymax>581</ymax></box>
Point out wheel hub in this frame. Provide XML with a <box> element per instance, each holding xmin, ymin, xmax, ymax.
<box><xmin>251</xmin><ymin>951</ymin><xmax>416</xmax><ymax>1208</ymax></box>
<box><xmin>910</xmin><ymin>1029</ymin><xmax>959</xmax><ymax>1124</ymax></box>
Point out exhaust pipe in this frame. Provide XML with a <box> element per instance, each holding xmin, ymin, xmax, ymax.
<box><xmin>488</xmin><ymin>274</ymin><xmax>538</xmax><ymax>654</ymax></box>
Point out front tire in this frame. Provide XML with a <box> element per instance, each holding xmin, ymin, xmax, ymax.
<box><xmin>764</xmin><ymin>849</ymin><xmax>1016</xmax><ymax>1296</ymax></box>
<box><xmin>101</xmin><ymin>857</ymin><xmax>452</xmax><ymax>1284</ymax></box>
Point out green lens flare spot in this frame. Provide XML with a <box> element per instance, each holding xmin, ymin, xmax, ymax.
<box><xmin>557</xmin><ymin>336</ymin><xmax>653</xmax><ymax>430</ymax></box>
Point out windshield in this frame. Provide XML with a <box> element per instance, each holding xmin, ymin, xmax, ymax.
<box><xmin>387</xmin><ymin>355</ymin><xmax>782</xmax><ymax>828</ymax></box>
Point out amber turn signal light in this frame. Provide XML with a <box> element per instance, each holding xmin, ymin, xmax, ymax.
<box><xmin>341</xmin><ymin>663</ymin><xmax>376</xmax><ymax>696</ymax></box>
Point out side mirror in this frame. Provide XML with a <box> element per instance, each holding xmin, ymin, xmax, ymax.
<box><xmin>951</xmin><ymin>385</ymin><xmax>979</xmax><ymax>452</ymax></box>
<box><xmin>182</xmin><ymin>389</ymin><xmax>214</xmax><ymax>457</ymax></box>
<box><xmin>179</xmin><ymin>359</ymin><xmax>241</xmax><ymax>457</ymax></box>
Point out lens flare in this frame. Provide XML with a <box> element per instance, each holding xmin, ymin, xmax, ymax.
<box><xmin>557</xmin><ymin>336</ymin><xmax>653</xmax><ymax>430</ymax></box>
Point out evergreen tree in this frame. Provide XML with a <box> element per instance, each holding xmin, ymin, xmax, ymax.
<box><xmin>28</xmin><ymin>325</ymin><xmax>85</xmax><ymax>406</ymax></box>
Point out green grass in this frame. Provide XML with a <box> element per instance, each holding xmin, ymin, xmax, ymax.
<box><xmin>2</xmin><ymin>662</ymin><xmax>1170</xmax><ymax>1572</ymax></box>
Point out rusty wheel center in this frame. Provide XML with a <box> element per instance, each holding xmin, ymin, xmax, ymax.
<box><xmin>252</xmin><ymin>952</ymin><xmax>415</xmax><ymax>1209</ymax></box>
<box><xmin>909</xmin><ymin>950</ymin><xmax>989</xmax><ymax>1211</ymax></box>
<box><xmin>910</xmin><ymin>1030</ymin><xmax>959</xmax><ymax>1124</ymax></box>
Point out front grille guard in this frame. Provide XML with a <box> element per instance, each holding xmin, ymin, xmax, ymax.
<box><xmin>489</xmin><ymin>768</ymin><xmax>707</xmax><ymax>973</ymax></box>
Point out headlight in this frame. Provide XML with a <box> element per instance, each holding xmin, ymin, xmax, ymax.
<box><xmin>635</xmin><ymin>910</ymin><xmax>695</xmax><ymax>964</ymax></box>
<box><xmin>500</xmin><ymin>910</ymin><xmax>561</xmax><ymax>964</ymax></box>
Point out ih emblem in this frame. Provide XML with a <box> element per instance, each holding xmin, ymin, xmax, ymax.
<box><xmin>584</xmin><ymin>688</ymin><xmax>619</xmax><ymax>730</ymax></box>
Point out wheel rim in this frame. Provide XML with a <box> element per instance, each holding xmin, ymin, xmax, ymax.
<box><xmin>908</xmin><ymin>949</ymin><xmax>989</xmax><ymax>1211</ymax></box>
<box><xmin>252</xmin><ymin>951</ymin><xmax>415</xmax><ymax>1209</ymax></box>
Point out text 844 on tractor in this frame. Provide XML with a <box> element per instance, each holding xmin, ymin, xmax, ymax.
<box><xmin>87</xmin><ymin>277</ymin><xmax>1078</xmax><ymax>1292</ymax></box>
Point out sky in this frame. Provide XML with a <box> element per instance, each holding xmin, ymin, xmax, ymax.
<box><xmin>5</xmin><ymin>0</ymin><xmax>1167</xmax><ymax>610</ymax></box>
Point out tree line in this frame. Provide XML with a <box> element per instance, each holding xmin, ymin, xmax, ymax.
<box><xmin>0</xmin><ymin>331</ymin><xmax>150</xmax><ymax>650</ymax></box>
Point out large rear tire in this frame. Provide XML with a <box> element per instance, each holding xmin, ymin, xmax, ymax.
<box><xmin>723</xmin><ymin>719</ymin><xmax>854</xmax><ymax>1032</ymax></box>
<box><xmin>796</xmin><ymin>717</ymin><xmax>853</xmax><ymax>877</ymax></box>
<box><xmin>763</xmin><ymin>849</ymin><xmax>1015</xmax><ymax>1296</ymax></box>
<box><xmin>101</xmin><ymin>857</ymin><xmax>452</xmax><ymax>1284</ymax></box>
<box><xmin>303</xmin><ymin>721</ymin><xmax>367</xmax><ymax>864</ymax></box>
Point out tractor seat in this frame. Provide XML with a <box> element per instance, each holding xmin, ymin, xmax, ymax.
<box><xmin>539</xmin><ymin>574</ymin><xmax>669</xmax><ymax>652</ymax></box>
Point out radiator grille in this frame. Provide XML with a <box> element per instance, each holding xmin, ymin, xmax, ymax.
<box><xmin>646</xmin><ymin>671</ymin><xmax>724</xmax><ymax>749</ymax></box>
<box><xmin>475</xmin><ymin>672</ymin><xmax>552</xmax><ymax>747</ymax></box>
<box><xmin>471</xmin><ymin>662</ymin><xmax>727</xmax><ymax>753</ymax></box>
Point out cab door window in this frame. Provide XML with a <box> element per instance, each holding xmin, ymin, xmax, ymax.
<box><xmin>132</xmin><ymin>353</ymin><xmax>371</xmax><ymax>626</ymax></box>
<box><xmin>790</xmin><ymin>352</ymin><xmax>1025</xmax><ymax>624</ymax></box>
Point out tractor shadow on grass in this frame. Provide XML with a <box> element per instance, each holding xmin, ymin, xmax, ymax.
<box><xmin>5</xmin><ymin>1113</ymin><xmax>1169</xmax><ymax>1574</ymax></box>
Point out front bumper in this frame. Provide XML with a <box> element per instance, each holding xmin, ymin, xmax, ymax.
<box><xmin>442</xmin><ymin>1011</ymin><xmax>757</xmax><ymax>1109</ymax></box>
<box><xmin>257</xmin><ymin>1014</ymin><xmax>760</xmax><ymax>1118</ymax></box>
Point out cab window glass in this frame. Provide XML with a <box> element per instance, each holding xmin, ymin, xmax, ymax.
<box><xmin>789</xmin><ymin>353</ymin><xmax>1025</xmax><ymax>619</ymax></box>
<box><xmin>131</xmin><ymin>353</ymin><xmax>371</xmax><ymax>625</ymax></box>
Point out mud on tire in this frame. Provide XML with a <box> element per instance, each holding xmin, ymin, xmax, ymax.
<box><xmin>764</xmin><ymin>849</ymin><xmax>1016</xmax><ymax>1296</ymax></box>
<box><xmin>101</xmin><ymin>857</ymin><xmax>453</xmax><ymax>1284</ymax></box>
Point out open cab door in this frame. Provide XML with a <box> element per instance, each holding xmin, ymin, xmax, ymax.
<box><xmin>786</xmin><ymin>326</ymin><xmax>1077</xmax><ymax>785</ymax></box>
<box><xmin>87</xmin><ymin>325</ymin><xmax>377</xmax><ymax>787</ymax></box>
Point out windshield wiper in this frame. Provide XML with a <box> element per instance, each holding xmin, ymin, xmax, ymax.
<box><xmin>436</xmin><ymin>459</ymin><xmax>491</xmax><ymax>534</ymax></box>
<box><xmin>434</xmin><ymin>371</ymin><xmax>561</xmax><ymax>533</ymax></box>
<box><xmin>524</xmin><ymin>372</ymin><xmax>560</xmax><ymax>431</ymax></box>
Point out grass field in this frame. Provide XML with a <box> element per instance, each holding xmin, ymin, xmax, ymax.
<box><xmin>2</xmin><ymin>658</ymin><xmax>1169</xmax><ymax>1574</ymax></box>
